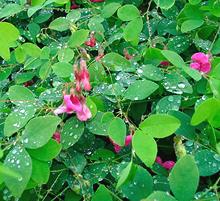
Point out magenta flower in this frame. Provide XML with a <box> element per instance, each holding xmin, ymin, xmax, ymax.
<box><xmin>111</xmin><ymin>134</ymin><xmax>133</xmax><ymax>153</ymax></box>
<box><xmin>54</xmin><ymin>94</ymin><xmax>82</xmax><ymax>115</ymax></box>
<box><xmin>52</xmin><ymin>132</ymin><xmax>61</xmax><ymax>143</ymax></box>
<box><xmin>155</xmin><ymin>156</ymin><xmax>175</xmax><ymax>170</ymax></box>
<box><xmin>162</xmin><ymin>161</ymin><xmax>175</xmax><ymax>170</ymax></box>
<box><xmin>190</xmin><ymin>52</ymin><xmax>211</xmax><ymax>73</ymax></box>
<box><xmin>80</xmin><ymin>59</ymin><xmax>91</xmax><ymax>91</ymax></box>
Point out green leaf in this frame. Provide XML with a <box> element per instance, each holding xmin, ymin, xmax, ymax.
<box><xmin>61</xmin><ymin>117</ymin><xmax>85</xmax><ymax>149</ymax></box>
<box><xmin>4</xmin><ymin>105</ymin><xmax>36</xmax><ymax>137</ymax></box>
<box><xmin>8</xmin><ymin>85</ymin><xmax>35</xmax><ymax>106</ymax></box>
<box><xmin>0</xmin><ymin>3</ymin><xmax>23</xmax><ymax>18</ymax></box>
<box><xmin>168</xmin><ymin>111</ymin><xmax>195</xmax><ymax>140</ymax></box>
<box><xmin>87</xmin><ymin>112</ymin><xmax>112</xmax><ymax>136</ymax></box>
<box><xmin>49</xmin><ymin>17</ymin><xmax>70</xmax><ymax>31</ymax></box>
<box><xmin>169</xmin><ymin>155</ymin><xmax>199</xmax><ymax>201</ymax></box>
<box><xmin>0</xmin><ymin>22</ymin><xmax>20</xmax><ymax>44</ymax></box>
<box><xmin>124</xmin><ymin>17</ymin><xmax>143</xmax><ymax>44</ymax></box>
<box><xmin>181</xmin><ymin>20</ymin><xmax>204</xmax><ymax>33</ymax></box>
<box><xmin>102</xmin><ymin>3</ymin><xmax>121</xmax><ymax>18</ymax></box>
<box><xmin>0</xmin><ymin>163</ymin><xmax>21</xmax><ymax>181</ymax></box>
<box><xmin>154</xmin><ymin>0</ymin><xmax>175</xmax><ymax>9</ymax></box>
<box><xmin>156</xmin><ymin>95</ymin><xmax>181</xmax><ymax>114</ymax></box>
<box><xmin>22</xmin><ymin>115</ymin><xmax>61</xmax><ymax>149</ymax></box>
<box><xmin>58</xmin><ymin>48</ymin><xmax>74</xmax><ymax>62</ymax></box>
<box><xmin>86</xmin><ymin>97</ymin><xmax>97</xmax><ymax>118</ymax></box>
<box><xmin>39</xmin><ymin>61</ymin><xmax>51</xmax><ymax>80</ymax></box>
<box><xmin>52</xmin><ymin>62</ymin><xmax>73</xmax><ymax>78</ymax></box>
<box><xmin>31</xmin><ymin>158</ymin><xmax>50</xmax><ymax>185</ymax></box>
<box><xmin>92</xmin><ymin>185</ymin><xmax>112</xmax><ymax>201</ymax></box>
<box><xmin>163</xmin><ymin>72</ymin><xmax>193</xmax><ymax>94</ymax></box>
<box><xmin>27</xmin><ymin>139</ymin><xmax>61</xmax><ymax>161</ymax></box>
<box><xmin>191</xmin><ymin>98</ymin><xmax>220</xmax><ymax>126</ymax></box>
<box><xmin>117</xmin><ymin>4</ymin><xmax>140</xmax><ymax>21</ymax></box>
<box><xmin>4</xmin><ymin>145</ymin><xmax>32</xmax><ymax>198</ymax></box>
<box><xmin>22</xmin><ymin>43</ymin><xmax>41</xmax><ymax>58</ymax></box>
<box><xmin>146</xmin><ymin>191</ymin><xmax>177</xmax><ymax>201</ymax></box>
<box><xmin>195</xmin><ymin>149</ymin><xmax>220</xmax><ymax>176</ymax></box>
<box><xmin>116</xmin><ymin>161</ymin><xmax>134</xmax><ymax>189</ymax></box>
<box><xmin>161</xmin><ymin>50</ymin><xmax>185</xmax><ymax>67</ymax></box>
<box><xmin>108</xmin><ymin>117</ymin><xmax>126</xmax><ymax>146</ymax></box>
<box><xmin>15</xmin><ymin>72</ymin><xmax>35</xmax><ymax>84</ymax></box>
<box><xmin>138</xmin><ymin>64</ymin><xmax>164</xmax><ymax>81</ymax></box>
<box><xmin>189</xmin><ymin>0</ymin><xmax>201</xmax><ymax>5</ymax></box>
<box><xmin>124</xmin><ymin>79</ymin><xmax>158</xmax><ymax>101</ymax></box>
<box><xmin>121</xmin><ymin>166</ymin><xmax>153</xmax><ymax>201</ymax></box>
<box><xmin>140</xmin><ymin>114</ymin><xmax>180</xmax><ymax>138</ymax></box>
<box><xmin>211</xmin><ymin>38</ymin><xmax>220</xmax><ymax>55</ymax></box>
<box><xmin>68</xmin><ymin>29</ymin><xmax>89</xmax><ymax>47</ymax></box>
<box><xmin>102</xmin><ymin>52</ymin><xmax>133</xmax><ymax>72</ymax></box>
<box><xmin>66</xmin><ymin>10</ymin><xmax>81</xmax><ymax>22</ymax></box>
<box><xmin>132</xmin><ymin>130</ymin><xmax>157</xmax><ymax>167</ymax></box>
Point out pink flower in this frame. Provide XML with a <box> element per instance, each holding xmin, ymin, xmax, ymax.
<box><xmin>76</xmin><ymin>103</ymin><xmax>92</xmax><ymax>121</ymax></box>
<box><xmin>71</xmin><ymin>0</ymin><xmax>79</xmax><ymax>9</ymax></box>
<box><xmin>53</xmin><ymin>132</ymin><xmax>61</xmax><ymax>143</ymax></box>
<box><xmin>80</xmin><ymin>59</ymin><xmax>91</xmax><ymax>91</ymax></box>
<box><xmin>155</xmin><ymin>156</ymin><xmax>163</xmax><ymax>165</ymax></box>
<box><xmin>155</xmin><ymin>156</ymin><xmax>175</xmax><ymax>170</ymax></box>
<box><xmin>85</xmin><ymin>36</ymin><xmax>96</xmax><ymax>47</ymax></box>
<box><xmin>54</xmin><ymin>94</ymin><xmax>82</xmax><ymax>115</ymax></box>
<box><xmin>162</xmin><ymin>161</ymin><xmax>175</xmax><ymax>170</ymax></box>
<box><xmin>160</xmin><ymin>61</ymin><xmax>170</xmax><ymax>67</ymax></box>
<box><xmin>111</xmin><ymin>134</ymin><xmax>133</xmax><ymax>153</ymax></box>
<box><xmin>190</xmin><ymin>52</ymin><xmax>211</xmax><ymax>73</ymax></box>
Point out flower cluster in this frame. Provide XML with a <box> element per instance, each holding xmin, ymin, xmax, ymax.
<box><xmin>190</xmin><ymin>52</ymin><xmax>211</xmax><ymax>73</ymax></box>
<box><xmin>110</xmin><ymin>134</ymin><xmax>132</xmax><ymax>153</ymax></box>
<box><xmin>54</xmin><ymin>59</ymin><xmax>92</xmax><ymax>121</ymax></box>
<box><xmin>155</xmin><ymin>156</ymin><xmax>175</xmax><ymax>170</ymax></box>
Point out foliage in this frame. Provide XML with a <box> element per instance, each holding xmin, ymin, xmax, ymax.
<box><xmin>0</xmin><ymin>0</ymin><xmax>220</xmax><ymax>200</ymax></box>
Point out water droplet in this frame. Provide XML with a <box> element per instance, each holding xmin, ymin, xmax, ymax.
<box><xmin>178</xmin><ymin>83</ymin><xmax>186</xmax><ymax>89</ymax></box>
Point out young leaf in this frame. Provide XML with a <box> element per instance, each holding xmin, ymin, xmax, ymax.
<box><xmin>154</xmin><ymin>0</ymin><xmax>175</xmax><ymax>9</ymax></box>
<box><xmin>132</xmin><ymin>130</ymin><xmax>157</xmax><ymax>167</ymax></box>
<box><xmin>49</xmin><ymin>17</ymin><xmax>70</xmax><ymax>31</ymax></box>
<box><xmin>140</xmin><ymin>114</ymin><xmax>180</xmax><ymax>138</ymax></box>
<box><xmin>68</xmin><ymin>29</ymin><xmax>89</xmax><ymax>47</ymax></box>
<box><xmin>169</xmin><ymin>155</ymin><xmax>199</xmax><ymax>201</ymax></box>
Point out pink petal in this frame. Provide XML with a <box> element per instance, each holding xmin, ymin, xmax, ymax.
<box><xmin>162</xmin><ymin>161</ymin><xmax>175</xmax><ymax>170</ymax></box>
<box><xmin>125</xmin><ymin>135</ymin><xmax>132</xmax><ymax>146</ymax></box>
<box><xmin>54</xmin><ymin>105</ymin><xmax>67</xmax><ymax>115</ymax></box>
<box><xmin>76</xmin><ymin>104</ymin><xmax>92</xmax><ymax>121</ymax></box>
<box><xmin>200</xmin><ymin>62</ymin><xmax>211</xmax><ymax>73</ymax></box>
<box><xmin>114</xmin><ymin>144</ymin><xmax>121</xmax><ymax>153</ymax></box>
<box><xmin>191</xmin><ymin>52</ymin><xmax>209</xmax><ymax>64</ymax></box>
<box><xmin>155</xmin><ymin>156</ymin><xmax>163</xmax><ymax>165</ymax></box>
<box><xmin>64</xmin><ymin>95</ymin><xmax>82</xmax><ymax>113</ymax></box>
<box><xmin>52</xmin><ymin>132</ymin><xmax>61</xmax><ymax>143</ymax></box>
<box><xmin>190</xmin><ymin>62</ymin><xmax>200</xmax><ymax>70</ymax></box>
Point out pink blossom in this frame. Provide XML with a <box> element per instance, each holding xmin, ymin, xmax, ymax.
<box><xmin>155</xmin><ymin>156</ymin><xmax>175</xmax><ymax>170</ymax></box>
<box><xmin>162</xmin><ymin>161</ymin><xmax>175</xmax><ymax>170</ymax></box>
<box><xmin>190</xmin><ymin>52</ymin><xmax>211</xmax><ymax>73</ymax></box>
<box><xmin>160</xmin><ymin>61</ymin><xmax>170</xmax><ymax>67</ymax></box>
<box><xmin>76</xmin><ymin>103</ymin><xmax>92</xmax><ymax>121</ymax></box>
<box><xmin>53</xmin><ymin>132</ymin><xmax>61</xmax><ymax>143</ymax></box>
<box><xmin>80</xmin><ymin>59</ymin><xmax>91</xmax><ymax>91</ymax></box>
<box><xmin>155</xmin><ymin>156</ymin><xmax>163</xmax><ymax>165</ymax></box>
<box><xmin>54</xmin><ymin>94</ymin><xmax>82</xmax><ymax>115</ymax></box>
<box><xmin>111</xmin><ymin>134</ymin><xmax>133</xmax><ymax>153</ymax></box>
<box><xmin>85</xmin><ymin>36</ymin><xmax>96</xmax><ymax>47</ymax></box>
<box><xmin>70</xmin><ymin>0</ymin><xmax>79</xmax><ymax>9</ymax></box>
